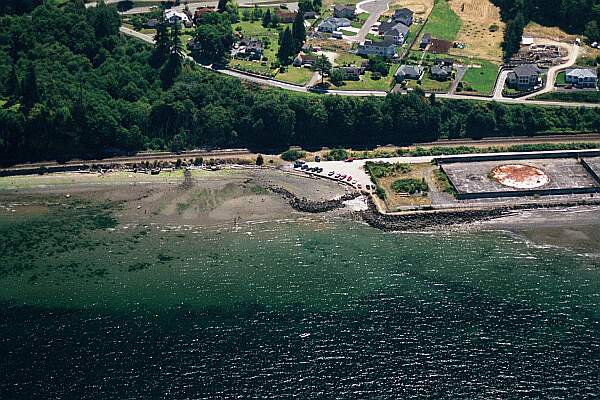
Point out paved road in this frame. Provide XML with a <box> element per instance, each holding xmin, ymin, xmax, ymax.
<box><xmin>349</xmin><ymin>0</ymin><xmax>389</xmax><ymax>44</ymax></box>
<box><xmin>119</xmin><ymin>27</ymin><xmax>600</xmax><ymax>108</ymax></box>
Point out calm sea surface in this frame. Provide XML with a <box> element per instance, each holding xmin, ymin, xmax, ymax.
<box><xmin>1</xmin><ymin>205</ymin><xmax>599</xmax><ymax>399</ymax></box>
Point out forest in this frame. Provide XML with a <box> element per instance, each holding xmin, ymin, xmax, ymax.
<box><xmin>493</xmin><ymin>0</ymin><xmax>600</xmax><ymax>58</ymax></box>
<box><xmin>0</xmin><ymin>1</ymin><xmax>599</xmax><ymax>165</ymax></box>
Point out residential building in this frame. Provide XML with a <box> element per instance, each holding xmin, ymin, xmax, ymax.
<box><xmin>339</xmin><ymin>66</ymin><xmax>365</xmax><ymax>80</ymax></box>
<box><xmin>318</xmin><ymin>17</ymin><xmax>351</xmax><ymax>33</ymax></box>
<box><xmin>357</xmin><ymin>39</ymin><xmax>397</xmax><ymax>57</ymax></box>
<box><xmin>420</xmin><ymin>33</ymin><xmax>431</xmax><ymax>49</ymax></box>
<box><xmin>565</xmin><ymin>67</ymin><xmax>598</xmax><ymax>88</ymax></box>
<box><xmin>395</xmin><ymin>64</ymin><xmax>423</xmax><ymax>81</ymax></box>
<box><xmin>293</xmin><ymin>53</ymin><xmax>318</xmax><ymax>67</ymax></box>
<box><xmin>332</xmin><ymin>31</ymin><xmax>344</xmax><ymax>39</ymax></box>
<box><xmin>383</xmin><ymin>22</ymin><xmax>409</xmax><ymax>45</ymax></box>
<box><xmin>430</xmin><ymin>65</ymin><xmax>451</xmax><ymax>81</ymax></box>
<box><xmin>506</xmin><ymin>64</ymin><xmax>542</xmax><ymax>90</ymax></box>
<box><xmin>164</xmin><ymin>9</ymin><xmax>192</xmax><ymax>27</ymax></box>
<box><xmin>276</xmin><ymin>10</ymin><xmax>297</xmax><ymax>23</ymax></box>
<box><xmin>303</xmin><ymin>11</ymin><xmax>317</xmax><ymax>19</ymax></box>
<box><xmin>333</xmin><ymin>4</ymin><xmax>355</xmax><ymax>19</ymax></box>
<box><xmin>145</xmin><ymin>18</ymin><xmax>159</xmax><ymax>28</ymax></box>
<box><xmin>238</xmin><ymin>38</ymin><xmax>264</xmax><ymax>60</ymax></box>
<box><xmin>393</xmin><ymin>8</ymin><xmax>413</xmax><ymax>26</ymax></box>
<box><xmin>194</xmin><ymin>7</ymin><xmax>214</xmax><ymax>23</ymax></box>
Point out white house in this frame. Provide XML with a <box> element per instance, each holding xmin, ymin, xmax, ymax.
<box><xmin>357</xmin><ymin>39</ymin><xmax>397</xmax><ymax>58</ymax></box>
<box><xmin>565</xmin><ymin>67</ymin><xmax>598</xmax><ymax>88</ymax></box>
<box><xmin>317</xmin><ymin>17</ymin><xmax>351</xmax><ymax>33</ymax></box>
<box><xmin>164</xmin><ymin>9</ymin><xmax>191</xmax><ymax>26</ymax></box>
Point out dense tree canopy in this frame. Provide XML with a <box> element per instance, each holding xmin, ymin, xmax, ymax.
<box><xmin>0</xmin><ymin>1</ymin><xmax>599</xmax><ymax>166</ymax></box>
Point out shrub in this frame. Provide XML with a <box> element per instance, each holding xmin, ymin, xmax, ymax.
<box><xmin>392</xmin><ymin>178</ymin><xmax>428</xmax><ymax>194</ymax></box>
<box><xmin>325</xmin><ymin>148</ymin><xmax>349</xmax><ymax>161</ymax></box>
<box><xmin>256</xmin><ymin>154</ymin><xmax>264</xmax><ymax>165</ymax></box>
<box><xmin>372</xmin><ymin>71</ymin><xmax>381</xmax><ymax>80</ymax></box>
<box><xmin>281</xmin><ymin>149</ymin><xmax>306</xmax><ymax>161</ymax></box>
<box><xmin>375</xmin><ymin>186</ymin><xmax>386</xmax><ymax>199</ymax></box>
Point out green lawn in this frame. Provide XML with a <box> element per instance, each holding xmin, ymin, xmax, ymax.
<box><xmin>459</xmin><ymin>60</ymin><xmax>500</xmax><ymax>96</ymax></box>
<box><xmin>555</xmin><ymin>71</ymin><xmax>566</xmax><ymax>86</ymax></box>
<box><xmin>332</xmin><ymin>65</ymin><xmax>399</xmax><ymax>91</ymax></box>
<box><xmin>366</xmin><ymin>33</ymin><xmax>381</xmax><ymax>42</ymax></box>
<box><xmin>421</xmin><ymin>0</ymin><xmax>461</xmax><ymax>41</ymax></box>
<box><xmin>340</xmin><ymin>29</ymin><xmax>358</xmax><ymax>36</ymax></box>
<box><xmin>351</xmin><ymin>12</ymin><xmax>369</xmax><ymax>28</ymax></box>
<box><xmin>406</xmin><ymin>77</ymin><xmax>451</xmax><ymax>92</ymax></box>
<box><xmin>229</xmin><ymin>59</ymin><xmax>275</xmax><ymax>76</ymax></box>
<box><xmin>335</xmin><ymin>51</ymin><xmax>365</xmax><ymax>66</ymax></box>
<box><xmin>275</xmin><ymin>67</ymin><xmax>314</xmax><ymax>85</ymax></box>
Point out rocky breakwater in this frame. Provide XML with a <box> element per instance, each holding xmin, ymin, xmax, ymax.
<box><xmin>360</xmin><ymin>197</ymin><xmax>600</xmax><ymax>231</ymax></box>
<box><xmin>268</xmin><ymin>186</ymin><xmax>359</xmax><ymax>213</ymax></box>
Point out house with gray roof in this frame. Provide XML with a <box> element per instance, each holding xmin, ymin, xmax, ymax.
<box><xmin>420</xmin><ymin>33</ymin><xmax>431</xmax><ymax>49</ymax></box>
<box><xmin>333</xmin><ymin>4</ymin><xmax>355</xmax><ymax>19</ymax></box>
<box><xmin>430</xmin><ymin>65</ymin><xmax>451</xmax><ymax>81</ymax></box>
<box><xmin>395</xmin><ymin>64</ymin><xmax>424</xmax><ymax>81</ymax></box>
<box><xmin>381</xmin><ymin>22</ymin><xmax>409</xmax><ymax>45</ymax></box>
<box><xmin>506</xmin><ymin>64</ymin><xmax>542</xmax><ymax>90</ymax></box>
<box><xmin>565</xmin><ymin>67</ymin><xmax>597</xmax><ymax>88</ymax></box>
<box><xmin>393</xmin><ymin>8</ymin><xmax>413</xmax><ymax>26</ymax></box>
<box><xmin>357</xmin><ymin>39</ymin><xmax>397</xmax><ymax>58</ymax></box>
<box><xmin>318</xmin><ymin>17</ymin><xmax>351</xmax><ymax>33</ymax></box>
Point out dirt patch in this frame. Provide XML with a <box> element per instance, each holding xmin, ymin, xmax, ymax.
<box><xmin>491</xmin><ymin>164</ymin><xmax>549</xmax><ymax>189</ymax></box>
<box><xmin>386</xmin><ymin>0</ymin><xmax>434</xmax><ymax>16</ymax></box>
<box><xmin>448</xmin><ymin>0</ymin><xmax>504</xmax><ymax>62</ymax></box>
<box><xmin>377</xmin><ymin>163</ymin><xmax>435</xmax><ymax>210</ymax></box>
<box><xmin>523</xmin><ymin>22</ymin><xmax>577</xmax><ymax>43</ymax></box>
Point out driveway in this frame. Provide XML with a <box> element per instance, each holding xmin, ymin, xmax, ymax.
<box><xmin>521</xmin><ymin>42</ymin><xmax>579</xmax><ymax>100</ymax></box>
<box><xmin>492</xmin><ymin>69</ymin><xmax>509</xmax><ymax>99</ymax></box>
<box><xmin>348</xmin><ymin>0</ymin><xmax>390</xmax><ymax>43</ymax></box>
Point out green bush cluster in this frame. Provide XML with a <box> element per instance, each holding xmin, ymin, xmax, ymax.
<box><xmin>392</xmin><ymin>178</ymin><xmax>429</xmax><ymax>195</ymax></box>
<box><xmin>281</xmin><ymin>149</ymin><xmax>306</xmax><ymax>161</ymax></box>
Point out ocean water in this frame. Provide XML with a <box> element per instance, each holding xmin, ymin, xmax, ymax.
<box><xmin>1</xmin><ymin>204</ymin><xmax>599</xmax><ymax>399</ymax></box>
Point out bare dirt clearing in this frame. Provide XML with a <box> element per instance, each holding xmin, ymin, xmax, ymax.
<box><xmin>448</xmin><ymin>0</ymin><xmax>504</xmax><ymax>62</ymax></box>
<box><xmin>386</xmin><ymin>0</ymin><xmax>433</xmax><ymax>17</ymax></box>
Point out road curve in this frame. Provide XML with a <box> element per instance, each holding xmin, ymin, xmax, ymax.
<box><xmin>118</xmin><ymin>27</ymin><xmax>600</xmax><ymax>108</ymax></box>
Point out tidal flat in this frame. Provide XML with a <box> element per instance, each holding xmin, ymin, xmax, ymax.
<box><xmin>1</xmin><ymin>170</ymin><xmax>599</xmax><ymax>398</ymax></box>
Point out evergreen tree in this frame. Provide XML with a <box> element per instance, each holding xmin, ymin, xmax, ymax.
<box><xmin>5</xmin><ymin>64</ymin><xmax>19</xmax><ymax>98</ymax></box>
<box><xmin>161</xmin><ymin>24</ymin><xmax>184</xmax><ymax>88</ymax></box>
<box><xmin>277</xmin><ymin>27</ymin><xmax>295</xmax><ymax>64</ymax></box>
<box><xmin>312</xmin><ymin>0</ymin><xmax>322</xmax><ymax>12</ymax></box>
<box><xmin>262</xmin><ymin>8</ymin><xmax>272</xmax><ymax>28</ymax></box>
<box><xmin>152</xmin><ymin>21</ymin><xmax>171</xmax><ymax>67</ymax></box>
<box><xmin>314</xmin><ymin>54</ymin><xmax>332</xmax><ymax>85</ymax></box>
<box><xmin>217</xmin><ymin>0</ymin><xmax>228</xmax><ymax>12</ymax></box>
<box><xmin>291</xmin><ymin>11</ymin><xmax>306</xmax><ymax>52</ymax></box>
<box><xmin>502</xmin><ymin>12</ymin><xmax>526</xmax><ymax>60</ymax></box>
<box><xmin>21</xmin><ymin>63</ymin><xmax>39</xmax><ymax>110</ymax></box>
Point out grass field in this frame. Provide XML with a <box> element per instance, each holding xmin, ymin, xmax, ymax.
<box><xmin>331</xmin><ymin>65</ymin><xmax>399</xmax><ymax>91</ymax></box>
<box><xmin>406</xmin><ymin>76</ymin><xmax>452</xmax><ymax>92</ymax></box>
<box><xmin>275</xmin><ymin>67</ymin><xmax>314</xmax><ymax>85</ymax></box>
<box><xmin>334</xmin><ymin>52</ymin><xmax>365</xmax><ymax>66</ymax></box>
<box><xmin>229</xmin><ymin>59</ymin><xmax>274</xmax><ymax>76</ymax></box>
<box><xmin>421</xmin><ymin>0</ymin><xmax>461</xmax><ymax>41</ymax></box>
<box><xmin>555</xmin><ymin>71</ymin><xmax>566</xmax><ymax>86</ymax></box>
<box><xmin>533</xmin><ymin>91</ymin><xmax>600</xmax><ymax>104</ymax></box>
<box><xmin>340</xmin><ymin>29</ymin><xmax>358</xmax><ymax>36</ymax></box>
<box><xmin>448</xmin><ymin>0</ymin><xmax>504</xmax><ymax>62</ymax></box>
<box><xmin>459</xmin><ymin>60</ymin><xmax>499</xmax><ymax>95</ymax></box>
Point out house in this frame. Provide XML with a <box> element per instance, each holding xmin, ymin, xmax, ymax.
<box><xmin>395</xmin><ymin>64</ymin><xmax>423</xmax><ymax>81</ymax></box>
<box><xmin>276</xmin><ymin>10</ymin><xmax>297</xmax><ymax>23</ymax></box>
<box><xmin>333</xmin><ymin>4</ymin><xmax>355</xmax><ymax>19</ymax></box>
<box><xmin>383</xmin><ymin>22</ymin><xmax>409</xmax><ymax>45</ymax></box>
<box><xmin>420</xmin><ymin>33</ymin><xmax>431</xmax><ymax>49</ymax></box>
<box><xmin>293</xmin><ymin>53</ymin><xmax>318</xmax><ymax>67</ymax></box>
<box><xmin>434</xmin><ymin>57</ymin><xmax>454</xmax><ymax>67</ymax></box>
<box><xmin>304</xmin><ymin>11</ymin><xmax>317</xmax><ymax>19</ymax></box>
<box><xmin>194</xmin><ymin>7</ymin><xmax>215</xmax><ymax>23</ymax></box>
<box><xmin>357</xmin><ymin>39</ymin><xmax>397</xmax><ymax>57</ymax></box>
<box><xmin>393</xmin><ymin>8</ymin><xmax>413</xmax><ymax>26</ymax></box>
<box><xmin>318</xmin><ymin>17</ymin><xmax>351</xmax><ymax>33</ymax></box>
<box><xmin>506</xmin><ymin>64</ymin><xmax>541</xmax><ymax>90</ymax></box>
<box><xmin>565</xmin><ymin>67</ymin><xmax>598</xmax><ymax>88</ymax></box>
<box><xmin>339</xmin><ymin>66</ymin><xmax>365</xmax><ymax>80</ymax></box>
<box><xmin>332</xmin><ymin>31</ymin><xmax>344</xmax><ymax>39</ymax></box>
<box><xmin>430</xmin><ymin>65</ymin><xmax>451</xmax><ymax>81</ymax></box>
<box><xmin>145</xmin><ymin>18</ymin><xmax>159</xmax><ymax>28</ymax></box>
<box><xmin>238</xmin><ymin>38</ymin><xmax>264</xmax><ymax>60</ymax></box>
<box><xmin>164</xmin><ymin>9</ymin><xmax>192</xmax><ymax>27</ymax></box>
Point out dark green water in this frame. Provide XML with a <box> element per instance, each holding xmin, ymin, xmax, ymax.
<box><xmin>1</xmin><ymin>202</ymin><xmax>599</xmax><ymax>399</ymax></box>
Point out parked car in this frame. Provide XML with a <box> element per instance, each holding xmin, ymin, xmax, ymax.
<box><xmin>315</xmin><ymin>155</ymin><xmax>321</xmax><ymax>162</ymax></box>
<box><xmin>328</xmin><ymin>171</ymin><xmax>335</xmax><ymax>176</ymax></box>
<box><xmin>345</xmin><ymin>158</ymin><xmax>354</xmax><ymax>162</ymax></box>
<box><xmin>346</xmin><ymin>176</ymin><xmax>352</xmax><ymax>182</ymax></box>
